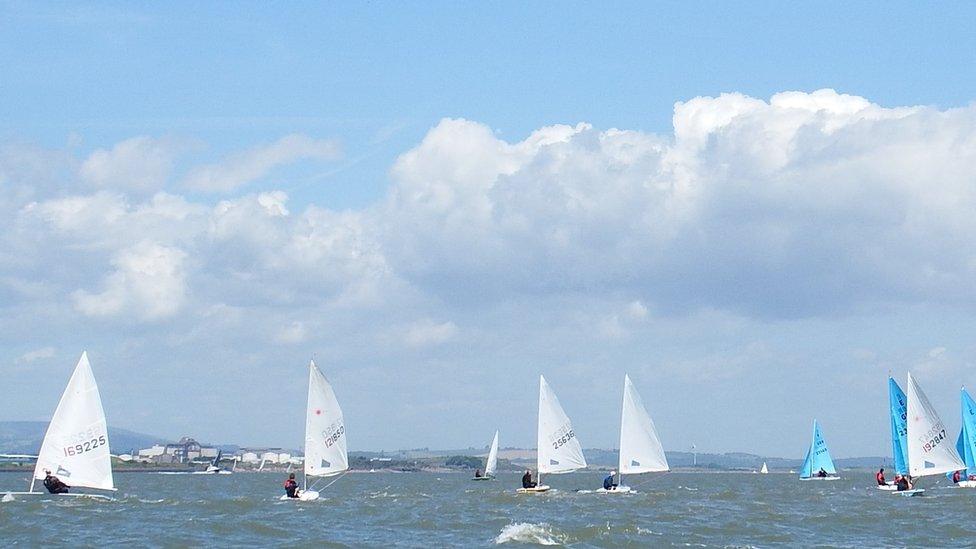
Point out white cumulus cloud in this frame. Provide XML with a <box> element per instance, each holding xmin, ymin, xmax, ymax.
<box><xmin>80</xmin><ymin>136</ymin><xmax>182</xmax><ymax>193</ymax></box>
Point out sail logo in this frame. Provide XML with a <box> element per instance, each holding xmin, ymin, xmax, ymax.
<box><xmin>56</xmin><ymin>465</ymin><xmax>71</xmax><ymax>478</ymax></box>
<box><xmin>924</xmin><ymin>461</ymin><xmax>936</xmax><ymax>469</ymax></box>
<box><xmin>631</xmin><ymin>460</ymin><xmax>641</xmax><ymax>467</ymax></box>
<box><xmin>321</xmin><ymin>459</ymin><xmax>331</xmax><ymax>469</ymax></box>
<box><xmin>550</xmin><ymin>459</ymin><xmax>560</xmax><ymax>466</ymax></box>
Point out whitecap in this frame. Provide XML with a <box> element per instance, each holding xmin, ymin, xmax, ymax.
<box><xmin>495</xmin><ymin>522</ymin><xmax>563</xmax><ymax>545</ymax></box>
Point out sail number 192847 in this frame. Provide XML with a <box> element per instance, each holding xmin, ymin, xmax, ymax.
<box><xmin>921</xmin><ymin>428</ymin><xmax>946</xmax><ymax>453</ymax></box>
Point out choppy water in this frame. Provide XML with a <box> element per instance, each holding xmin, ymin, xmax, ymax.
<box><xmin>2</xmin><ymin>470</ymin><xmax>976</xmax><ymax>546</ymax></box>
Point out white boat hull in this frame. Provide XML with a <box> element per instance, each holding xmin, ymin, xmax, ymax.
<box><xmin>799</xmin><ymin>476</ymin><xmax>841</xmax><ymax>481</ymax></box>
<box><xmin>279</xmin><ymin>490</ymin><xmax>320</xmax><ymax>501</ymax></box>
<box><xmin>471</xmin><ymin>476</ymin><xmax>493</xmax><ymax>481</ymax></box>
<box><xmin>516</xmin><ymin>485</ymin><xmax>550</xmax><ymax>493</ymax></box>
<box><xmin>876</xmin><ymin>484</ymin><xmax>898</xmax><ymax>491</ymax></box>
<box><xmin>2</xmin><ymin>491</ymin><xmax>113</xmax><ymax>501</ymax></box>
<box><xmin>591</xmin><ymin>486</ymin><xmax>633</xmax><ymax>494</ymax></box>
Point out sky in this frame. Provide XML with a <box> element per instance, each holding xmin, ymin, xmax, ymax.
<box><xmin>2</xmin><ymin>1</ymin><xmax>976</xmax><ymax>458</ymax></box>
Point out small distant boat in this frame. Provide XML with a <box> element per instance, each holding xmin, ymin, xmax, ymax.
<box><xmin>759</xmin><ymin>462</ymin><xmax>768</xmax><ymax>474</ymax></box>
<box><xmin>517</xmin><ymin>375</ymin><xmax>586</xmax><ymax>493</ymax></box>
<box><xmin>193</xmin><ymin>449</ymin><xmax>232</xmax><ymax>474</ymax></box>
<box><xmin>899</xmin><ymin>373</ymin><xmax>966</xmax><ymax>496</ymax></box>
<box><xmin>798</xmin><ymin>420</ymin><xmax>840</xmax><ymax>481</ymax></box>
<box><xmin>9</xmin><ymin>352</ymin><xmax>115</xmax><ymax>500</ymax></box>
<box><xmin>599</xmin><ymin>374</ymin><xmax>668</xmax><ymax>494</ymax></box>
<box><xmin>472</xmin><ymin>430</ymin><xmax>499</xmax><ymax>480</ymax></box>
<box><xmin>955</xmin><ymin>388</ymin><xmax>976</xmax><ymax>488</ymax></box>
<box><xmin>280</xmin><ymin>360</ymin><xmax>349</xmax><ymax>501</ymax></box>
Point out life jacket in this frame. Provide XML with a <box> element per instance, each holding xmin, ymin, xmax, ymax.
<box><xmin>876</xmin><ymin>471</ymin><xmax>885</xmax><ymax>484</ymax></box>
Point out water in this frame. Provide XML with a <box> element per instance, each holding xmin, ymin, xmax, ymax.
<box><xmin>2</xmin><ymin>471</ymin><xmax>976</xmax><ymax>546</ymax></box>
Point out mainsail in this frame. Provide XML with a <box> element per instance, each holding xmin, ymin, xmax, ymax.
<box><xmin>32</xmin><ymin>352</ymin><xmax>114</xmax><ymax>491</ymax></box>
<box><xmin>956</xmin><ymin>388</ymin><xmax>976</xmax><ymax>477</ymax></box>
<box><xmin>618</xmin><ymin>374</ymin><xmax>668</xmax><ymax>476</ymax></box>
<box><xmin>798</xmin><ymin>420</ymin><xmax>836</xmax><ymax>478</ymax></box>
<box><xmin>537</xmin><ymin>375</ymin><xmax>586</xmax><ymax>475</ymax></box>
<box><xmin>906</xmin><ymin>372</ymin><xmax>964</xmax><ymax>478</ymax></box>
<box><xmin>304</xmin><ymin>360</ymin><xmax>348</xmax><ymax>478</ymax></box>
<box><xmin>888</xmin><ymin>377</ymin><xmax>909</xmax><ymax>475</ymax></box>
<box><xmin>484</xmin><ymin>430</ymin><xmax>499</xmax><ymax>478</ymax></box>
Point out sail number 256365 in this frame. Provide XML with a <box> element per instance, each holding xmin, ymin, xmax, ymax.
<box><xmin>62</xmin><ymin>435</ymin><xmax>106</xmax><ymax>457</ymax></box>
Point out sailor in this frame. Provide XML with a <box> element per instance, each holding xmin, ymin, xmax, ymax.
<box><xmin>475</xmin><ymin>469</ymin><xmax>482</xmax><ymax>478</ymax></box>
<box><xmin>521</xmin><ymin>469</ymin><xmax>537</xmax><ymax>489</ymax></box>
<box><xmin>817</xmin><ymin>468</ymin><xmax>828</xmax><ymax>478</ymax></box>
<box><xmin>953</xmin><ymin>470</ymin><xmax>962</xmax><ymax>484</ymax></box>
<box><xmin>603</xmin><ymin>470</ymin><xmax>618</xmax><ymax>491</ymax></box>
<box><xmin>283</xmin><ymin>472</ymin><xmax>300</xmax><ymax>498</ymax></box>
<box><xmin>876</xmin><ymin>468</ymin><xmax>886</xmax><ymax>486</ymax></box>
<box><xmin>896</xmin><ymin>474</ymin><xmax>911</xmax><ymax>491</ymax></box>
<box><xmin>43</xmin><ymin>469</ymin><xmax>70</xmax><ymax>494</ymax></box>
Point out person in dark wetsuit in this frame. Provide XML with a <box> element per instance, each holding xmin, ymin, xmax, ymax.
<box><xmin>43</xmin><ymin>470</ymin><xmax>70</xmax><ymax>494</ymax></box>
<box><xmin>876</xmin><ymin>468</ymin><xmax>886</xmax><ymax>486</ymax></box>
<box><xmin>283</xmin><ymin>472</ymin><xmax>299</xmax><ymax>498</ymax></box>
<box><xmin>475</xmin><ymin>469</ymin><xmax>482</xmax><ymax>478</ymax></box>
<box><xmin>953</xmin><ymin>470</ymin><xmax>962</xmax><ymax>484</ymax></box>
<box><xmin>521</xmin><ymin>469</ymin><xmax>537</xmax><ymax>489</ymax></box>
<box><xmin>817</xmin><ymin>468</ymin><xmax>828</xmax><ymax>478</ymax></box>
<box><xmin>603</xmin><ymin>470</ymin><xmax>618</xmax><ymax>491</ymax></box>
<box><xmin>896</xmin><ymin>475</ymin><xmax>911</xmax><ymax>491</ymax></box>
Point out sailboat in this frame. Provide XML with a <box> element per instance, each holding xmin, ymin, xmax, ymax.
<box><xmin>759</xmin><ymin>462</ymin><xmax>769</xmax><ymax>474</ymax></box>
<box><xmin>952</xmin><ymin>387</ymin><xmax>976</xmax><ymax>488</ymax></box>
<box><xmin>281</xmin><ymin>360</ymin><xmax>349</xmax><ymax>501</ymax></box>
<box><xmin>517</xmin><ymin>375</ymin><xmax>587</xmax><ymax>493</ymax></box>
<box><xmin>900</xmin><ymin>372</ymin><xmax>965</xmax><ymax>496</ymax></box>
<box><xmin>878</xmin><ymin>377</ymin><xmax>909</xmax><ymax>490</ymax></box>
<box><xmin>8</xmin><ymin>352</ymin><xmax>115</xmax><ymax>500</ymax></box>
<box><xmin>601</xmin><ymin>374</ymin><xmax>668</xmax><ymax>493</ymax></box>
<box><xmin>798</xmin><ymin>420</ymin><xmax>839</xmax><ymax>480</ymax></box>
<box><xmin>473</xmin><ymin>430</ymin><xmax>499</xmax><ymax>480</ymax></box>
<box><xmin>194</xmin><ymin>449</ymin><xmax>232</xmax><ymax>474</ymax></box>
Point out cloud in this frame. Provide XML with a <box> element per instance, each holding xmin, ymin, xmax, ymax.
<box><xmin>80</xmin><ymin>136</ymin><xmax>183</xmax><ymax>193</ymax></box>
<box><xmin>182</xmin><ymin>134</ymin><xmax>341</xmax><ymax>192</ymax></box>
<box><xmin>403</xmin><ymin>319</ymin><xmax>458</xmax><ymax>347</ymax></box>
<box><xmin>274</xmin><ymin>321</ymin><xmax>308</xmax><ymax>344</ymax></box>
<box><xmin>72</xmin><ymin>241</ymin><xmax>188</xmax><ymax>320</ymax></box>
<box><xmin>17</xmin><ymin>346</ymin><xmax>55</xmax><ymax>363</ymax></box>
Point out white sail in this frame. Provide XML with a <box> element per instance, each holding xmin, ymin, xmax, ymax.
<box><xmin>760</xmin><ymin>462</ymin><xmax>768</xmax><ymax>474</ymax></box>
<box><xmin>537</xmin><ymin>375</ymin><xmax>586</xmax><ymax>474</ymax></box>
<box><xmin>484</xmin><ymin>430</ymin><xmax>499</xmax><ymax>477</ymax></box>
<box><xmin>32</xmin><ymin>352</ymin><xmax>114</xmax><ymax>491</ymax></box>
<box><xmin>618</xmin><ymin>374</ymin><xmax>669</xmax><ymax>475</ymax></box>
<box><xmin>304</xmin><ymin>360</ymin><xmax>348</xmax><ymax>478</ymax></box>
<box><xmin>906</xmin><ymin>372</ymin><xmax>964</xmax><ymax>477</ymax></box>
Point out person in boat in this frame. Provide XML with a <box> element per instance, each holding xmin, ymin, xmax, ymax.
<box><xmin>475</xmin><ymin>469</ymin><xmax>482</xmax><ymax>478</ymax></box>
<box><xmin>896</xmin><ymin>474</ymin><xmax>912</xmax><ymax>491</ymax></box>
<box><xmin>952</xmin><ymin>470</ymin><xmax>962</xmax><ymax>484</ymax></box>
<box><xmin>43</xmin><ymin>470</ymin><xmax>69</xmax><ymax>494</ymax></box>
<box><xmin>283</xmin><ymin>472</ymin><xmax>300</xmax><ymax>498</ymax></box>
<box><xmin>876</xmin><ymin>468</ymin><xmax>886</xmax><ymax>486</ymax></box>
<box><xmin>603</xmin><ymin>470</ymin><xmax>618</xmax><ymax>491</ymax></box>
<box><xmin>521</xmin><ymin>469</ymin><xmax>537</xmax><ymax>489</ymax></box>
<box><xmin>816</xmin><ymin>468</ymin><xmax>828</xmax><ymax>478</ymax></box>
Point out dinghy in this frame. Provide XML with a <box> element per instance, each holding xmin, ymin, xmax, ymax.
<box><xmin>280</xmin><ymin>360</ymin><xmax>348</xmax><ymax>501</ymax></box>
<box><xmin>472</xmin><ymin>430</ymin><xmax>498</xmax><ymax>480</ymax></box>
<box><xmin>8</xmin><ymin>352</ymin><xmax>115</xmax><ymax>500</ymax></box>
<box><xmin>517</xmin><ymin>376</ymin><xmax>586</xmax><ymax>493</ymax></box>
<box><xmin>877</xmin><ymin>377</ymin><xmax>910</xmax><ymax>491</ymax></box>
<box><xmin>798</xmin><ymin>420</ymin><xmax>840</xmax><ymax>480</ymax></box>
<box><xmin>759</xmin><ymin>462</ymin><xmax>768</xmax><ymax>474</ymax></box>
<box><xmin>193</xmin><ymin>449</ymin><xmax>232</xmax><ymax>474</ymax></box>
<box><xmin>952</xmin><ymin>388</ymin><xmax>976</xmax><ymax>488</ymax></box>
<box><xmin>898</xmin><ymin>372</ymin><xmax>966</xmax><ymax>496</ymax></box>
<box><xmin>597</xmin><ymin>374</ymin><xmax>668</xmax><ymax>494</ymax></box>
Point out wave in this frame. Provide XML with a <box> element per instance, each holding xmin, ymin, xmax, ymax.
<box><xmin>495</xmin><ymin>523</ymin><xmax>564</xmax><ymax>545</ymax></box>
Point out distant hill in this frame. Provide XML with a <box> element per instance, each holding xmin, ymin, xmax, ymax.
<box><xmin>0</xmin><ymin>421</ymin><xmax>165</xmax><ymax>455</ymax></box>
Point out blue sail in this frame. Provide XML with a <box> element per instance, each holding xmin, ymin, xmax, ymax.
<box><xmin>799</xmin><ymin>420</ymin><xmax>836</xmax><ymax>478</ymax></box>
<box><xmin>888</xmin><ymin>377</ymin><xmax>909</xmax><ymax>475</ymax></box>
<box><xmin>959</xmin><ymin>388</ymin><xmax>976</xmax><ymax>477</ymax></box>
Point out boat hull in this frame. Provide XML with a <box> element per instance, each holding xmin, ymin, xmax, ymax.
<box><xmin>956</xmin><ymin>480</ymin><xmax>976</xmax><ymax>488</ymax></box>
<box><xmin>471</xmin><ymin>476</ymin><xmax>493</xmax><ymax>481</ymax></box>
<box><xmin>799</xmin><ymin>476</ymin><xmax>841</xmax><ymax>481</ymax></box>
<box><xmin>516</xmin><ymin>485</ymin><xmax>550</xmax><ymax>493</ymax></box>
<box><xmin>278</xmin><ymin>490</ymin><xmax>320</xmax><ymax>501</ymax></box>
<box><xmin>1</xmin><ymin>491</ymin><xmax>113</xmax><ymax>501</ymax></box>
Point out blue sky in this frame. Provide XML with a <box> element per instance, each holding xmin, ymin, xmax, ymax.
<box><xmin>2</xmin><ymin>2</ymin><xmax>976</xmax><ymax>457</ymax></box>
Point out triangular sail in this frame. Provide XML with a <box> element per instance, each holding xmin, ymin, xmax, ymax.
<box><xmin>618</xmin><ymin>374</ymin><xmax>668</xmax><ymax>475</ymax></box>
<box><xmin>537</xmin><ymin>375</ymin><xmax>586</xmax><ymax>474</ymax></box>
<box><xmin>304</xmin><ymin>360</ymin><xmax>348</xmax><ymax>478</ymax></box>
<box><xmin>484</xmin><ymin>430</ymin><xmax>499</xmax><ymax>477</ymax></box>
<box><xmin>957</xmin><ymin>388</ymin><xmax>976</xmax><ymax>477</ymax></box>
<box><xmin>906</xmin><ymin>372</ymin><xmax>964</xmax><ymax>477</ymax></box>
<box><xmin>32</xmin><ymin>352</ymin><xmax>114</xmax><ymax>491</ymax></box>
<box><xmin>760</xmin><ymin>462</ymin><xmax>768</xmax><ymax>474</ymax></box>
<box><xmin>798</xmin><ymin>420</ymin><xmax>836</xmax><ymax>478</ymax></box>
<box><xmin>888</xmin><ymin>377</ymin><xmax>909</xmax><ymax>475</ymax></box>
